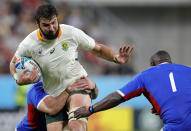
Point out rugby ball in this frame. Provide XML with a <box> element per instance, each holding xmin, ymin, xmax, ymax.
<box><xmin>15</xmin><ymin>57</ymin><xmax>41</xmax><ymax>78</ymax></box>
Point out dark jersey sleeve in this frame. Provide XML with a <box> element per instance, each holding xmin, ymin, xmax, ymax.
<box><xmin>27</xmin><ymin>81</ymin><xmax>49</xmax><ymax>109</ymax></box>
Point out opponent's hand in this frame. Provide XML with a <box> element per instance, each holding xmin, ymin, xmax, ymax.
<box><xmin>81</xmin><ymin>76</ymin><xmax>96</xmax><ymax>93</ymax></box>
<box><xmin>68</xmin><ymin>76</ymin><xmax>96</xmax><ymax>93</ymax></box>
<box><xmin>74</xmin><ymin>106</ymin><xmax>92</xmax><ymax>119</ymax></box>
<box><xmin>16</xmin><ymin>67</ymin><xmax>40</xmax><ymax>85</ymax></box>
<box><xmin>114</xmin><ymin>44</ymin><xmax>134</xmax><ymax>64</ymax></box>
<box><xmin>68</xmin><ymin>78</ymin><xmax>88</xmax><ymax>92</ymax></box>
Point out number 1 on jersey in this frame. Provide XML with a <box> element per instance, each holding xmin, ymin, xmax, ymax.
<box><xmin>169</xmin><ymin>72</ymin><xmax>177</xmax><ymax>92</ymax></box>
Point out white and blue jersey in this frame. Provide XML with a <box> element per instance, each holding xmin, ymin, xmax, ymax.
<box><xmin>16</xmin><ymin>81</ymin><xmax>49</xmax><ymax>131</ymax></box>
<box><xmin>117</xmin><ymin>63</ymin><xmax>191</xmax><ymax>131</ymax></box>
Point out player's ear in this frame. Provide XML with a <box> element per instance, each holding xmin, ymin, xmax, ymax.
<box><xmin>150</xmin><ymin>61</ymin><xmax>156</xmax><ymax>66</ymax></box>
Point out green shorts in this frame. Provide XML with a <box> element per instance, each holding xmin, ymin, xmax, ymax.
<box><xmin>45</xmin><ymin>106</ymin><xmax>68</xmax><ymax>124</ymax></box>
<box><xmin>45</xmin><ymin>90</ymin><xmax>92</xmax><ymax>124</ymax></box>
<box><xmin>69</xmin><ymin>90</ymin><xmax>93</xmax><ymax>99</ymax></box>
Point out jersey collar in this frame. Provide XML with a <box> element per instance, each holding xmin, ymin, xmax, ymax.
<box><xmin>160</xmin><ymin>62</ymin><xmax>169</xmax><ymax>65</ymax></box>
<box><xmin>37</xmin><ymin>28</ymin><xmax>62</xmax><ymax>42</ymax></box>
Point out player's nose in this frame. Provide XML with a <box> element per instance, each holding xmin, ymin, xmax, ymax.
<box><xmin>49</xmin><ymin>24</ymin><xmax>54</xmax><ymax>32</ymax></box>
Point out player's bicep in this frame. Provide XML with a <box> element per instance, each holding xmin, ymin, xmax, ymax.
<box><xmin>37</xmin><ymin>96</ymin><xmax>53</xmax><ymax>113</ymax></box>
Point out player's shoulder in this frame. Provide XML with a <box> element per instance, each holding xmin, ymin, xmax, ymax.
<box><xmin>20</xmin><ymin>29</ymin><xmax>38</xmax><ymax>46</ymax></box>
<box><xmin>60</xmin><ymin>24</ymin><xmax>77</xmax><ymax>31</ymax></box>
<box><xmin>171</xmin><ymin>63</ymin><xmax>191</xmax><ymax>68</ymax></box>
<box><xmin>143</xmin><ymin>63</ymin><xmax>191</xmax><ymax>74</ymax></box>
<box><xmin>140</xmin><ymin>65</ymin><xmax>159</xmax><ymax>77</ymax></box>
<box><xmin>157</xmin><ymin>63</ymin><xmax>191</xmax><ymax>71</ymax></box>
<box><xmin>60</xmin><ymin>24</ymin><xmax>82</xmax><ymax>34</ymax></box>
<box><xmin>24</xmin><ymin>29</ymin><xmax>38</xmax><ymax>40</ymax></box>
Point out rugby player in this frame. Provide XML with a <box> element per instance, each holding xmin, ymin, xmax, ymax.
<box><xmin>74</xmin><ymin>50</ymin><xmax>191</xmax><ymax>131</ymax></box>
<box><xmin>10</xmin><ymin>4</ymin><xmax>134</xmax><ymax>131</ymax></box>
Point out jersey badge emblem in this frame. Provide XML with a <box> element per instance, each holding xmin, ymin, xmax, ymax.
<box><xmin>61</xmin><ymin>42</ymin><xmax>68</xmax><ymax>51</ymax></box>
<box><xmin>50</xmin><ymin>48</ymin><xmax>55</xmax><ymax>54</ymax></box>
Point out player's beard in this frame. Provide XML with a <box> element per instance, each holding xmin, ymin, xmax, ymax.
<box><xmin>39</xmin><ymin>24</ymin><xmax>60</xmax><ymax>40</ymax></box>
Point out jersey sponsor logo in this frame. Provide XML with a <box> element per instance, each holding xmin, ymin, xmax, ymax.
<box><xmin>50</xmin><ymin>48</ymin><xmax>55</xmax><ymax>54</ymax></box>
<box><xmin>61</xmin><ymin>42</ymin><xmax>68</xmax><ymax>51</ymax></box>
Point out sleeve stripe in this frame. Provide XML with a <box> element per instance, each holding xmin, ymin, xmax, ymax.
<box><xmin>37</xmin><ymin>95</ymin><xmax>50</xmax><ymax>109</ymax></box>
<box><xmin>116</xmin><ymin>90</ymin><xmax>125</xmax><ymax>97</ymax></box>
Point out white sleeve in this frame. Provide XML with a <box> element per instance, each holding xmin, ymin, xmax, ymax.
<box><xmin>37</xmin><ymin>95</ymin><xmax>50</xmax><ymax>110</ymax></box>
<box><xmin>15</xmin><ymin>35</ymin><xmax>32</xmax><ymax>58</ymax></box>
<box><xmin>72</xmin><ymin>28</ymin><xmax>95</xmax><ymax>51</ymax></box>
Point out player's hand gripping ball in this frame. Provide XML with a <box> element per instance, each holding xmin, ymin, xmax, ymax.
<box><xmin>15</xmin><ymin>57</ymin><xmax>41</xmax><ymax>78</ymax></box>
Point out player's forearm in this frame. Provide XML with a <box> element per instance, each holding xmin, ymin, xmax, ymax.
<box><xmin>48</xmin><ymin>91</ymin><xmax>69</xmax><ymax>115</ymax></box>
<box><xmin>92</xmin><ymin>43</ymin><xmax>118</xmax><ymax>63</ymax></box>
<box><xmin>92</xmin><ymin>92</ymin><xmax>124</xmax><ymax>113</ymax></box>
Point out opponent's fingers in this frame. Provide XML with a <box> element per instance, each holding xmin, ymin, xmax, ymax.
<box><xmin>76</xmin><ymin>107</ymin><xmax>89</xmax><ymax>118</ymax></box>
<box><xmin>75</xmin><ymin>78</ymin><xmax>87</xmax><ymax>84</ymax></box>
<box><xmin>73</xmin><ymin>81</ymin><xmax>88</xmax><ymax>87</ymax></box>
<box><xmin>71</xmin><ymin>84</ymin><xmax>89</xmax><ymax>91</ymax></box>
<box><xmin>74</xmin><ymin>79</ymin><xmax>89</xmax><ymax>87</ymax></box>
<box><xmin>74</xmin><ymin>108</ymin><xmax>84</xmax><ymax>117</ymax></box>
<box><xmin>84</xmin><ymin>89</ymin><xmax>91</xmax><ymax>94</ymax></box>
<box><xmin>77</xmin><ymin>85</ymin><xmax>89</xmax><ymax>90</ymax></box>
<box><xmin>74</xmin><ymin>113</ymin><xmax>81</xmax><ymax>119</ymax></box>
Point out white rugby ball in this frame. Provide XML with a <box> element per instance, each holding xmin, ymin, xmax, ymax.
<box><xmin>15</xmin><ymin>57</ymin><xmax>41</xmax><ymax>78</ymax></box>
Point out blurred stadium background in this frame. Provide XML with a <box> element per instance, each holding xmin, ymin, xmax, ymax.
<box><xmin>0</xmin><ymin>0</ymin><xmax>191</xmax><ymax>130</ymax></box>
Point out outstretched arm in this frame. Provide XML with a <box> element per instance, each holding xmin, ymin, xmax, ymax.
<box><xmin>74</xmin><ymin>27</ymin><xmax>133</xmax><ymax>64</ymax></box>
<box><xmin>91</xmin><ymin>42</ymin><xmax>134</xmax><ymax>64</ymax></box>
<box><xmin>74</xmin><ymin>92</ymin><xmax>124</xmax><ymax>119</ymax></box>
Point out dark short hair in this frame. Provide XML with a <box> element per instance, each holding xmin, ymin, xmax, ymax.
<box><xmin>153</xmin><ymin>50</ymin><xmax>171</xmax><ymax>60</ymax></box>
<box><xmin>35</xmin><ymin>4</ymin><xmax>58</xmax><ymax>24</ymax></box>
<box><xmin>150</xmin><ymin>50</ymin><xmax>172</xmax><ymax>66</ymax></box>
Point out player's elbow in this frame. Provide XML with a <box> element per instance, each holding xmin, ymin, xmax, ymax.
<box><xmin>42</xmin><ymin>97</ymin><xmax>60</xmax><ymax>115</ymax></box>
<box><xmin>92</xmin><ymin>43</ymin><xmax>102</xmax><ymax>56</ymax></box>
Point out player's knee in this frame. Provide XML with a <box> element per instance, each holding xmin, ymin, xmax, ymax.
<box><xmin>68</xmin><ymin>120</ymin><xmax>86</xmax><ymax>131</ymax></box>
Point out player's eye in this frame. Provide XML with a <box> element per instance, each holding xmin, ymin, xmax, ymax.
<box><xmin>42</xmin><ymin>24</ymin><xmax>49</xmax><ymax>27</ymax></box>
<box><xmin>51</xmin><ymin>21</ymin><xmax>56</xmax><ymax>25</ymax></box>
